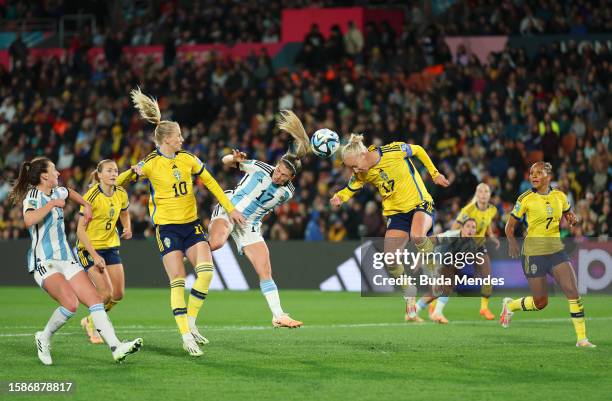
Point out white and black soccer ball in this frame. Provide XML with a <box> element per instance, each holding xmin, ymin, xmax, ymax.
<box><xmin>310</xmin><ymin>128</ymin><xmax>340</xmax><ymax>158</ymax></box>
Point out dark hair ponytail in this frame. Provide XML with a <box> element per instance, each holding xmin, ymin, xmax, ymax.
<box><xmin>8</xmin><ymin>157</ymin><xmax>51</xmax><ymax>205</ymax></box>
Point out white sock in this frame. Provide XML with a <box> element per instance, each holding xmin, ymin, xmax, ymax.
<box><xmin>260</xmin><ymin>280</ymin><xmax>284</xmax><ymax>319</ymax></box>
<box><xmin>42</xmin><ymin>306</ymin><xmax>74</xmax><ymax>339</ymax></box>
<box><xmin>434</xmin><ymin>297</ymin><xmax>449</xmax><ymax>315</ymax></box>
<box><xmin>187</xmin><ymin>316</ymin><xmax>197</xmax><ymax>329</ymax></box>
<box><xmin>88</xmin><ymin>304</ymin><xmax>120</xmax><ymax>349</ymax></box>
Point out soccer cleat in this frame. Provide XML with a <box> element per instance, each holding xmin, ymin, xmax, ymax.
<box><xmin>81</xmin><ymin>316</ymin><xmax>104</xmax><ymax>344</ymax></box>
<box><xmin>35</xmin><ymin>331</ymin><xmax>52</xmax><ymax>366</ymax></box>
<box><xmin>480</xmin><ymin>308</ymin><xmax>495</xmax><ymax>320</ymax></box>
<box><xmin>430</xmin><ymin>313</ymin><xmax>449</xmax><ymax>324</ymax></box>
<box><xmin>500</xmin><ymin>297</ymin><xmax>514</xmax><ymax>328</ymax></box>
<box><xmin>112</xmin><ymin>338</ymin><xmax>143</xmax><ymax>363</ymax></box>
<box><xmin>405</xmin><ymin>299</ymin><xmax>424</xmax><ymax>323</ymax></box>
<box><xmin>272</xmin><ymin>313</ymin><xmax>303</xmax><ymax>328</ymax></box>
<box><xmin>189</xmin><ymin>325</ymin><xmax>210</xmax><ymax>345</ymax></box>
<box><xmin>428</xmin><ymin>301</ymin><xmax>436</xmax><ymax>320</ymax></box>
<box><xmin>182</xmin><ymin>333</ymin><xmax>203</xmax><ymax>357</ymax></box>
<box><xmin>576</xmin><ymin>339</ymin><xmax>597</xmax><ymax>348</ymax></box>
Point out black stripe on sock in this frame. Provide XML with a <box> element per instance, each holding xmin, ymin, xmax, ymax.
<box><xmin>521</xmin><ymin>298</ymin><xmax>527</xmax><ymax>311</ymax></box>
<box><xmin>571</xmin><ymin>312</ymin><xmax>585</xmax><ymax>318</ymax></box>
<box><xmin>190</xmin><ymin>288</ymin><xmax>207</xmax><ymax>300</ymax></box>
<box><xmin>172</xmin><ymin>307</ymin><xmax>187</xmax><ymax>316</ymax></box>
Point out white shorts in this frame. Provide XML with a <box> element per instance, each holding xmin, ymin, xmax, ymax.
<box><xmin>210</xmin><ymin>204</ymin><xmax>264</xmax><ymax>255</ymax></box>
<box><xmin>32</xmin><ymin>259</ymin><xmax>83</xmax><ymax>288</ymax></box>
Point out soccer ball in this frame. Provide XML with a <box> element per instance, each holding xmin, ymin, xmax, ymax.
<box><xmin>310</xmin><ymin>129</ymin><xmax>340</xmax><ymax>158</ymax></box>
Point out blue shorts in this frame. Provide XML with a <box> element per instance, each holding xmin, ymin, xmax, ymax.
<box><xmin>387</xmin><ymin>201</ymin><xmax>435</xmax><ymax>236</ymax></box>
<box><xmin>76</xmin><ymin>247</ymin><xmax>121</xmax><ymax>271</ymax></box>
<box><xmin>155</xmin><ymin>220</ymin><xmax>207</xmax><ymax>257</ymax></box>
<box><xmin>522</xmin><ymin>250</ymin><xmax>570</xmax><ymax>278</ymax></box>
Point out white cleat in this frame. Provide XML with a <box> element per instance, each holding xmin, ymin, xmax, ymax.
<box><xmin>500</xmin><ymin>297</ymin><xmax>514</xmax><ymax>328</ymax></box>
<box><xmin>112</xmin><ymin>338</ymin><xmax>143</xmax><ymax>363</ymax></box>
<box><xmin>576</xmin><ymin>339</ymin><xmax>597</xmax><ymax>348</ymax></box>
<box><xmin>189</xmin><ymin>325</ymin><xmax>210</xmax><ymax>345</ymax></box>
<box><xmin>182</xmin><ymin>333</ymin><xmax>203</xmax><ymax>357</ymax></box>
<box><xmin>35</xmin><ymin>331</ymin><xmax>52</xmax><ymax>366</ymax></box>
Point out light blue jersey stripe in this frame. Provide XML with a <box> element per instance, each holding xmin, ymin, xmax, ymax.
<box><xmin>56</xmin><ymin>209</ymin><xmax>68</xmax><ymax>260</ymax></box>
<box><xmin>39</xmin><ymin>197</ymin><xmax>54</xmax><ymax>259</ymax></box>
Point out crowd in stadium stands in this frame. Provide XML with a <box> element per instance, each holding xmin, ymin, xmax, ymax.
<box><xmin>3</xmin><ymin>1</ymin><xmax>611</xmax><ymax>48</ymax></box>
<box><xmin>438</xmin><ymin>0</ymin><xmax>612</xmax><ymax>35</ymax></box>
<box><xmin>0</xmin><ymin>3</ymin><xmax>610</xmax><ymax>243</ymax></box>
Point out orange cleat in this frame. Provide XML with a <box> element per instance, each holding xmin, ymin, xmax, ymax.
<box><xmin>428</xmin><ymin>300</ymin><xmax>437</xmax><ymax>320</ymax></box>
<box><xmin>81</xmin><ymin>316</ymin><xmax>104</xmax><ymax>344</ymax></box>
<box><xmin>480</xmin><ymin>308</ymin><xmax>495</xmax><ymax>320</ymax></box>
<box><xmin>430</xmin><ymin>313</ymin><xmax>449</xmax><ymax>324</ymax></box>
<box><xmin>272</xmin><ymin>314</ymin><xmax>303</xmax><ymax>328</ymax></box>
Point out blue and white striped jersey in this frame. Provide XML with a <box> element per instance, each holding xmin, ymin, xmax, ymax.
<box><xmin>22</xmin><ymin>187</ymin><xmax>74</xmax><ymax>273</ymax></box>
<box><xmin>229</xmin><ymin>160</ymin><xmax>294</xmax><ymax>225</ymax></box>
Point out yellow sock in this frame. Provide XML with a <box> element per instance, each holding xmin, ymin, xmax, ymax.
<box><xmin>508</xmin><ymin>296</ymin><xmax>538</xmax><ymax>312</ymax></box>
<box><xmin>569</xmin><ymin>298</ymin><xmax>586</xmax><ymax>342</ymax></box>
<box><xmin>187</xmin><ymin>263</ymin><xmax>214</xmax><ymax>319</ymax></box>
<box><xmin>170</xmin><ymin>278</ymin><xmax>189</xmax><ymax>335</ymax></box>
<box><xmin>480</xmin><ymin>297</ymin><xmax>490</xmax><ymax>311</ymax></box>
<box><xmin>104</xmin><ymin>299</ymin><xmax>119</xmax><ymax>312</ymax></box>
<box><xmin>414</xmin><ymin>237</ymin><xmax>435</xmax><ymax>271</ymax></box>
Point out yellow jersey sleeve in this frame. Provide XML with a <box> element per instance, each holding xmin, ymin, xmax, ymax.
<box><xmin>335</xmin><ymin>174</ymin><xmax>365</xmax><ymax>202</ymax></box>
<box><xmin>407</xmin><ymin>144</ymin><xmax>439</xmax><ymax>179</ymax></box>
<box><xmin>511</xmin><ymin>190</ymin><xmax>530</xmax><ymax>220</ymax></box>
<box><xmin>198</xmin><ymin>168</ymin><xmax>235</xmax><ymax>213</ymax></box>
<box><xmin>558</xmin><ymin>191</ymin><xmax>571</xmax><ymax>213</ymax></box>
<box><xmin>116</xmin><ymin>169</ymin><xmax>138</xmax><ymax>187</ymax></box>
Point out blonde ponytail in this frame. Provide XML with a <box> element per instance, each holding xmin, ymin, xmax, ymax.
<box><xmin>277</xmin><ymin>110</ymin><xmax>310</xmax><ymax>158</ymax></box>
<box><xmin>130</xmin><ymin>87</ymin><xmax>180</xmax><ymax>146</ymax></box>
<box><xmin>341</xmin><ymin>133</ymin><xmax>367</xmax><ymax>161</ymax></box>
<box><xmin>131</xmin><ymin>87</ymin><xmax>161</xmax><ymax>125</ymax></box>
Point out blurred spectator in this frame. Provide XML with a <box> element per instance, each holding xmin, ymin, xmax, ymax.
<box><xmin>8</xmin><ymin>32</ymin><xmax>28</xmax><ymax>68</ymax></box>
<box><xmin>344</xmin><ymin>21</ymin><xmax>364</xmax><ymax>60</ymax></box>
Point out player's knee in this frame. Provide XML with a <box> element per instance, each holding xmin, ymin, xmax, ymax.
<box><xmin>112</xmin><ymin>289</ymin><xmax>124</xmax><ymax>301</ymax></box>
<box><xmin>208</xmin><ymin>237</ymin><xmax>222</xmax><ymax>251</ymax></box>
<box><xmin>99</xmin><ymin>288</ymin><xmax>112</xmax><ymax>304</ymax></box>
<box><xmin>534</xmin><ymin>296</ymin><xmax>548</xmax><ymax>310</ymax></box>
<box><xmin>62</xmin><ymin>297</ymin><xmax>79</xmax><ymax>313</ymax></box>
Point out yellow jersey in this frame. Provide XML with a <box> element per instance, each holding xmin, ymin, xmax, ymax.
<box><xmin>78</xmin><ymin>185</ymin><xmax>129</xmax><ymax>250</ymax></box>
<box><xmin>456</xmin><ymin>202</ymin><xmax>497</xmax><ymax>245</ymax></box>
<box><xmin>119</xmin><ymin>149</ymin><xmax>234</xmax><ymax>225</ymax></box>
<box><xmin>335</xmin><ymin>142</ymin><xmax>439</xmax><ymax>216</ymax></box>
<box><xmin>511</xmin><ymin>187</ymin><xmax>571</xmax><ymax>256</ymax></box>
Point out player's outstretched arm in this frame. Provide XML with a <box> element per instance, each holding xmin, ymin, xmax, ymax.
<box><xmin>199</xmin><ymin>168</ymin><xmax>245</xmax><ymax>225</ymax></box>
<box><xmin>408</xmin><ymin>144</ymin><xmax>449</xmax><ymax>187</ymax></box>
<box><xmin>116</xmin><ymin>167</ymin><xmax>140</xmax><ymax>187</ymax></box>
<box><xmin>68</xmin><ymin>188</ymin><xmax>93</xmax><ymax>224</ymax></box>
<box><xmin>221</xmin><ymin>149</ymin><xmax>247</xmax><ymax>168</ymax></box>
<box><xmin>332</xmin><ymin>174</ymin><xmax>364</xmax><ymax>207</ymax></box>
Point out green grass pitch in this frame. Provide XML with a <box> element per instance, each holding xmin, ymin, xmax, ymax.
<box><xmin>1</xmin><ymin>288</ymin><xmax>611</xmax><ymax>401</ymax></box>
